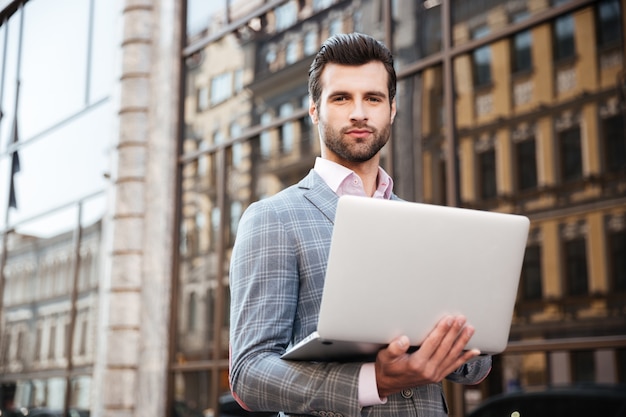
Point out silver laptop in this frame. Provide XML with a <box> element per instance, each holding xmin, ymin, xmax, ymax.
<box><xmin>281</xmin><ymin>195</ymin><xmax>530</xmax><ymax>361</ymax></box>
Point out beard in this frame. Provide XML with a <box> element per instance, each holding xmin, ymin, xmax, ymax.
<box><xmin>320</xmin><ymin>121</ymin><xmax>391</xmax><ymax>163</ymax></box>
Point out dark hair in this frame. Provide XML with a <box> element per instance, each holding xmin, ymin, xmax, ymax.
<box><xmin>308</xmin><ymin>32</ymin><xmax>396</xmax><ymax>107</ymax></box>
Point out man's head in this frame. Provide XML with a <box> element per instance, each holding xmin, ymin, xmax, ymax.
<box><xmin>308</xmin><ymin>33</ymin><xmax>396</xmax><ymax>109</ymax></box>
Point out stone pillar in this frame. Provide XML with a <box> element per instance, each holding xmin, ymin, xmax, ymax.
<box><xmin>96</xmin><ymin>1</ymin><xmax>181</xmax><ymax>417</ymax></box>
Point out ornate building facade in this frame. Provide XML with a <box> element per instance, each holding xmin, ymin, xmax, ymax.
<box><xmin>0</xmin><ymin>1</ymin><xmax>625</xmax><ymax>417</ymax></box>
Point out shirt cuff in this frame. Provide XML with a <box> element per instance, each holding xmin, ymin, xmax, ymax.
<box><xmin>358</xmin><ymin>363</ymin><xmax>388</xmax><ymax>407</ymax></box>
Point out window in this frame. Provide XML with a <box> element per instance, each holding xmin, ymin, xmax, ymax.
<box><xmin>564</xmin><ymin>238</ymin><xmax>588</xmax><ymax>296</ymax></box>
<box><xmin>571</xmin><ymin>350</ymin><xmax>595</xmax><ymax>382</ymax></box>
<box><xmin>210</xmin><ymin>72</ymin><xmax>233</xmax><ymax>105</ymax></box>
<box><xmin>608</xmin><ymin>229</ymin><xmax>626</xmax><ymax>292</ymax></box>
<box><xmin>260</xmin><ymin>113</ymin><xmax>272</xmax><ymax>159</ymax></box>
<box><xmin>472</xmin><ymin>26</ymin><xmax>492</xmax><ymax>86</ymax></box>
<box><xmin>197</xmin><ymin>86</ymin><xmax>209</xmax><ymax>111</ymax></box>
<box><xmin>521</xmin><ymin>245</ymin><xmax>542</xmax><ymax>300</ymax></box>
<box><xmin>516</xmin><ymin>139</ymin><xmax>538</xmax><ymax>191</ymax></box>
<box><xmin>286</xmin><ymin>40</ymin><xmax>298</xmax><ymax>64</ymax></box>
<box><xmin>597</xmin><ymin>0</ymin><xmax>622</xmax><ymax>47</ymax></box>
<box><xmin>512</xmin><ymin>12</ymin><xmax>532</xmax><ymax>73</ymax></box>
<box><xmin>559</xmin><ymin>127</ymin><xmax>583</xmax><ymax>182</ymax></box>
<box><xmin>554</xmin><ymin>14</ymin><xmax>575</xmax><ymax>61</ymax></box>
<box><xmin>304</xmin><ymin>30</ymin><xmax>318</xmax><ymax>56</ymax></box>
<box><xmin>188</xmin><ymin>293</ymin><xmax>197</xmax><ymax>332</ymax></box>
<box><xmin>478</xmin><ymin>149</ymin><xmax>497</xmax><ymax>199</ymax></box>
<box><xmin>313</xmin><ymin>0</ymin><xmax>333</xmax><ymax>12</ymax></box>
<box><xmin>279</xmin><ymin>103</ymin><xmax>295</xmax><ymax>153</ymax></box>
<box><xmin>602</xmin><ymin>114</ymin><xmax>626</xmax><ymax>173</ymax></box>
<box><xmin>329</xmin><ymin>18</ymin><xmax>342</xmax><ymax>36</ymax></box>
<box><xmin>275</xmin><ymin>1</ymin><xmax>297</xmax><ymax>32</ymax></box>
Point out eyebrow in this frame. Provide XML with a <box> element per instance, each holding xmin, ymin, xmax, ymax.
<box><xmin>327</xmin><ymin>90</ymin><xmax>388</xmax><ymax>99</ymax></box>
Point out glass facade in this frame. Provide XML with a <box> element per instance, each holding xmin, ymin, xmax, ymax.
<box><xmin>0</xmin><ymin>0</ymin><xmax>116</xmax><ymax>412</ymax></box>
<box><xmin>0</xmin><ymin>0</ymin><xmax>624</xmax><ymax>416</ymax></box>
<box><xmin>179</xmin><ymin>0</ymin><xmax>626</xmax><ymax>415</ymax></box>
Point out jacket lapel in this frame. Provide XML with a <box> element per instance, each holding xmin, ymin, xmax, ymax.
<box><xmin>298</xmin><ymin>170</ymin><xmax>339</xmax><ymax>224</ymax></box>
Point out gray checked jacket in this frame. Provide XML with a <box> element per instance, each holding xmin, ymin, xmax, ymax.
<box><xmin>229</xmin><ymin>170</ymin><xmax>492</xmax><ymax>417</ymax></box>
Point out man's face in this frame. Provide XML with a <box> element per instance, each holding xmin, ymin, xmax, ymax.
<box><xmin>309</xmin><ymin>62</ymin><xmax>397</xmax><ymax>166</ymax></box>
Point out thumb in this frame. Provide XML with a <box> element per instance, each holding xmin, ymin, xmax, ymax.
<box><xmin>385</xmin><ymin>335</ymin><xmax>410</xmax><ymax>358</ymax></box>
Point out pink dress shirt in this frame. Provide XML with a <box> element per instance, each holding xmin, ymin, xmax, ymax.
<box><xmin>313</xmin><ymin>157</ymin><xmax>392</xmax><ymax>407</ymax></box>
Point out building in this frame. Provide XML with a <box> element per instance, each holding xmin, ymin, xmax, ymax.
<box><xmin>0</xmin><ymin>1</ymin><xmax>625</xmax><ymax>417</ymax></box>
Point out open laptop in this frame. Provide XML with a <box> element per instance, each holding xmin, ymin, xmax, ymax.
<box><xmin>281</xmin><ymin>195</ymin><xmax>530</xmax><ymax>361</ymax></box>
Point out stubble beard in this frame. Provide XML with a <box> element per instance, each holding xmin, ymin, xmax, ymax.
<box><xmin>321</xmin><ymin>121</ymin><xmax>391</xmax><ymax>163</ymax></box>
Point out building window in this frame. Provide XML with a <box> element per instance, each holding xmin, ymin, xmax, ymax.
<box><xmin>553</xmin><ymin>14</ymin><xmax>576</xmax><ymax>61</ymax></box>
<box><xmin>478</xmin><ymin>149</ymin><xmax>497</xmax><ymax>199</ymax></box>
<box><xmin>472</xmin><ymin>26</ymin><xmax>492</xmax><ymax>86</ymax></box>
<box><xmin>520</xmin><ymin>245</ymin><xmax>542</xmax><ymax>300</ymax></box>
<box><xmin>563</xmin><ymin>237</ymin><xmax>588</xmax><ymax>296</ymax></box>
<box><xmin>210</xmin><ymin>72</ymin><xmax>233</xmax><ymax>105</ymax></box>
<box><xmin>197</xmin><ymin>86</ymin><xmax>209</xmax><ymax>111</ymax></box>
<box><xmin>329</xmin><ymin>18</ymin><xmax>342</xmax><ymax>36</ymax></box>
<box><xmin>602</xmin><ymin>114</ymin><xmax>626</xmax><ymax>173</ymax></box>
<box><xmin>571</xmin><ymin>350</ymin><xmax>595</xmax><ymax>382</ymax></box>
<box><xmin>313</xmin><ymin>0</ymin><xmax>333</xmax><ymax>12</ymax></box>
<box><xmin>618</xmin><ymin>348</ymin><xmax>626</xmax><ymax>382</ymax></box>
<box><xmin>304</xmin><ymin>29</ymin><xmax>318</xmax><ymax>56</ymax></box>
<box><xmin>286</xmin><ymin>40</ymin><xmax>298</xmax><ymax>64</ymax></box>
<box><xmin>512</xmin><ymin>12</ymin><xmax>532</xmax><ymax>73</ymax></box>
<box><xmin>608</xmin><ymin>229</ymin><xmax>626</xmax><ymax>292</ymax></box>
<box><xmin>188</xmin><ymin>292</ymin><xmax>197</xmax><ymax>332</ymax></box>
<box><xmin>516</xmin><ymin>139</ymin><xmax>538</xmax><ymax>191</ymax></box>
<box><xmin>597</xmin><ymin>0</ymin><xmax>622</xmax><ymax>48</ymax></box>
<box><xmin>559</xmin><ymin>127</ymin><xmax>583</xmax><ymax>182</ymax></box>
<box><xmin>279</xmin><ymin>102</ymin><xmax>295</xmax><ymax>153</ymax></box>
<box><xmin>275</xmin><ymin>1</ymin><xmax>297</xmax><ymax>32</ymax></box>
<box><xmin>260</xmin><ymin>112</ymin><xmax>272</xmax><ymax>159</ymax></box>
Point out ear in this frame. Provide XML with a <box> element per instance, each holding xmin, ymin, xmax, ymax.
<box><xmin>390</xmin><ymin>98</ymin><xmax>397</xmax><ymax>124</ymax></box>
<box><xmin>309</xmin><ymin>97</ymin><xmax>319</xmax><ymax>124</ymax></box>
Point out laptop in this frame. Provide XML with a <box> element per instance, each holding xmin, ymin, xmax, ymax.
<box><xmin>281</xmin><ymin>195</ymin><xmax>530</xmax><ymax>361</ymax></box>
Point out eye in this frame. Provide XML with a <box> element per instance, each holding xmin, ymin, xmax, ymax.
<box><xmin>366</xmin><ymin>96</ymin><xmax>383</xmax><ymax>103</ymax></box>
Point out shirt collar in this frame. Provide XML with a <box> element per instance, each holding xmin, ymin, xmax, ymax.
<box><xmin>313</xmin><ymin>157</ymin><xmax>394</xmax><ymax>199</ymax></box>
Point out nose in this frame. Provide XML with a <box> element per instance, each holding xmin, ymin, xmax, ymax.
<box><xmin>349</xmin><ymin>100</ymin><xmax>368</xmax><ymax>122</ymax></box>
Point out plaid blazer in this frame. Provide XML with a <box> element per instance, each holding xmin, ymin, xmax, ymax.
<box><xmin>229</xmin><ymin>170</ymin><xmax>492</xmax><ymax>417</ymax></box>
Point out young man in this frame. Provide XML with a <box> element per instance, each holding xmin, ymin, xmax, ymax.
<box><xmin>229</xmin><ymin>33</ymin><xmax>491</xmax><ymax>417</ymax></box>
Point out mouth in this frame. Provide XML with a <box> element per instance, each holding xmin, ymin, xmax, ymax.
<box><xmin>345</xmin><ymin>128</ymin><xmax>373</xmax><ymax>139</ymax></box>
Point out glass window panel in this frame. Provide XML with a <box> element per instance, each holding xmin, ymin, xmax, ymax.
<box><xmin>89</xmin><ymin>0</ymin><xmax>118</xmax><ymax>103</ymax></box>
<box><xmin>603</xmin><ymin>114</ymin><xmax>625</xmax><ymax>173</ymax></box>
<box><xmin>609</xmin><ymin>230</ymin><xmax>626</xmax><ymax>292</ymax></box>
<box><xmin>597</xmin><ymin>0</ymin><xmax>621</xmax><ymax>47</ymax></box>
<box><xmin>559</xmin><ymin>127</ymin><xmax>582</xmax><ymax>182</ymax></box>
<box><xmin>571</xmin><ymin>350</ymin><xmax>595</xmax><ymax>382</ymax></box>
<box><xmin>8</xmin><ymin>101</ymin><xmax>113</xmax><ymax>226</ymax></box>
<box><xmin>20</xmin><ymin>0</ymin><xmax>90</xmax><ymax>139</ymax></box>
<box><xmin>186</xmin><ymin>0</ymin><xmax>228</xmax><ymax>39</ymax></box>
<box><xmin>554</xmin><ymin>14</ymin><xmax>575</xmax><ymax>61</ymax></box>
<box><xmin>0</xmin><ymin>8</ymin><xmax>21</xmax><ymax>151</ymax></box>
<box><xmin>479</xmin><ymin>149</ymin><xmax>497</xmax><ymax>199</ymax></box>
<box><xmin>516</xmin><ymin>139</ymin><xmax>538</xmax><ymax>191</ymax></box>
<box><xmin>513</xmin><ymin>30</ymin><xmax>532</xmax><ymax>73</ymax></box>
<box><xmin>564</xmin><ymin>238</ymin><xmax>588</xmax><ymax>296</ymax></box>
<box><xmin>521</xmin><ymin>245</ymin><xmax>542</xmax><ymax>300</ymax></box>
<box><xmin>279</xmin><ymin>102</ymin><xmax>294</xmax><ymax>154</ymax></box>
<box><xmin>275</xmin><ymin>1</ymin><xmax>297</xmax><ymax>32</ymax></box>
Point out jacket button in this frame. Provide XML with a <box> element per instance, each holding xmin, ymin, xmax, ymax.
<box><xmin>401</xmin><ymin>388</ymin><xmax>413</xmax><ymax>399</ymax></box>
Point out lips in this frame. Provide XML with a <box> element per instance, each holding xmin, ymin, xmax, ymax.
<box><xmin>345</xmin><ymin>128</ymin><xmax>373</xmax><ymax>138</ymax></box>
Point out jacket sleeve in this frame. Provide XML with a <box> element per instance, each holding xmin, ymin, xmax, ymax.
<box><xmin>446</xmin><ymin>355</ymin><xmax>492</xmax><ymax>385</ymax></box>
<box><xmin>229</xmin><ymin>201</ymin><xmax>363</xmax><ymax>416</ymax></box>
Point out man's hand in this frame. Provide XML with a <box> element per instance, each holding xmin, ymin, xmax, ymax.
<box><xmin>375</xmin><ymin>315</ymin><xmax>480</xmax><ymax>398</ymax></box>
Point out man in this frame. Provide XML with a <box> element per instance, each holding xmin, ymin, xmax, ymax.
<box><xmin>229</xmin><ymin>32</ymin><xmax>491</xmax><ymax>417</ymax></box>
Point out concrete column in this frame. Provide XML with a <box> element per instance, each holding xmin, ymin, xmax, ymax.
<box><xmin>97</xmin><ymin>1</ymin><xmax>181</xmax><ymax>417</ymax></box>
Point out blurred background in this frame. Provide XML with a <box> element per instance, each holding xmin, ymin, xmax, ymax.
<box><xmin>0</xmin><ymin>0</ymin><xmax>625</xmax><ymax>416</ymax></box>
